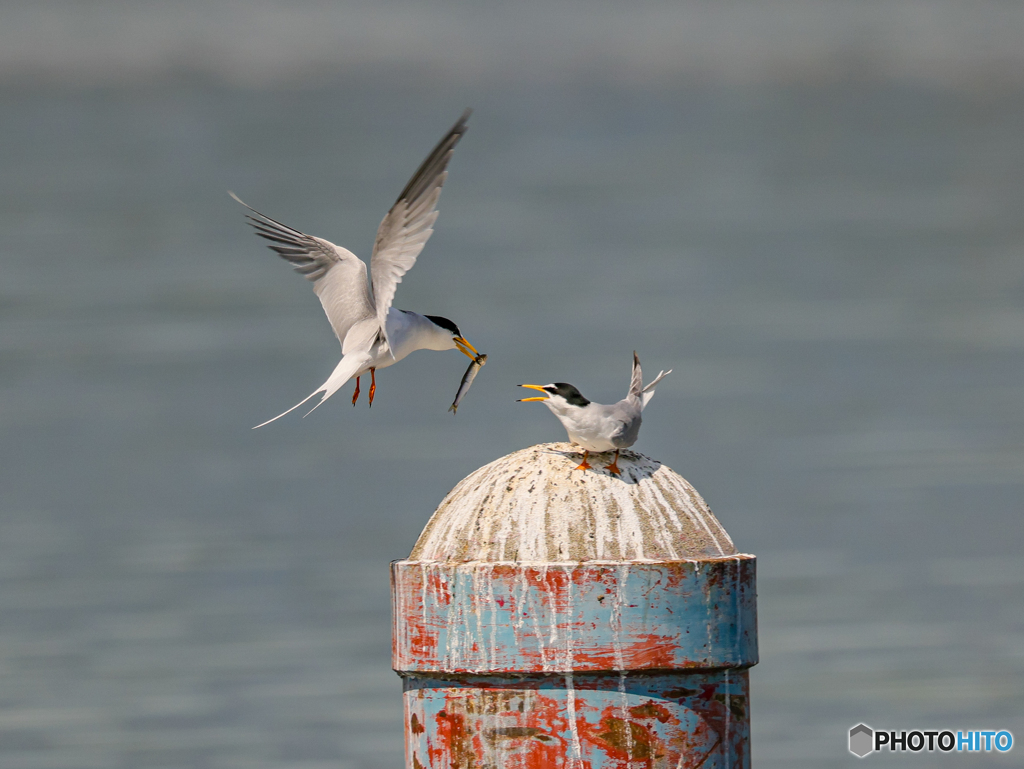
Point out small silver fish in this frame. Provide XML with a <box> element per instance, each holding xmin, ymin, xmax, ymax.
<box><xmin>449</xmin><ymin>353</ymin><xmax>487</xmax><ymax>413</ymax></box>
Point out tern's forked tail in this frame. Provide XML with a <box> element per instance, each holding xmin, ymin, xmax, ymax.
<box><xmin>253</xmin><ymin>351</ymin><xmax>373</xmax><ymax>428</ymax></box>
<box><xmin>628</xmin><ymin>351</ymin><xmax>672</xmax><ymax>408</ymax></box>
<box><xmin>640</xmin><ymin>368</ymin><xmax>672</xmax><ymax>410</ymax></box>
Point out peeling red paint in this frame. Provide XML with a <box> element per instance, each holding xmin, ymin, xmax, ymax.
<box><xmin>408</xmin><ymin>623</ymin><xmax>438</xmax><ymax>659</ymax></box>
<box><xmin>623</xmin><ymin>635</ymin><xmax>678</xmax><ymax>669</ymax></box>
<box><xmin>426</xmin><ymin>571</ymin><xmax>451</xmax><ymax>606</ymax></box>
<box><xmin>430</xmin><ymin>708</ymin><xmax>472</xmax><ymax>768</ymax></box>
<box><xmin>572</xmin><ymin>696</ymin><xmax>687</xmax><ymax>768</ymax></box>
<box><xmin>523</xmin><ymin>565</ymin><xmax>572</xmax><ymax>595</ymax></box>
<box><xmin>395</xmin><ymin>557</ymin><xmax>756</xmax><ymax>767</ymax></box>
<box><xmin>566</xmin><ymin>635</ymin><xmax>677</xmax><ymax>671</ymax></box>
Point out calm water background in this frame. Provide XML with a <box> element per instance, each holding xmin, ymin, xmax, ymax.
<box><xmin>1</xmin><ymin>2</ymin><xmax>1023</xmax><ymax>767</ymax></box>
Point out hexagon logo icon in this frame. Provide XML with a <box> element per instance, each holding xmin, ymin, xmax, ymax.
<box><xmin>849</xmin><ymin>724</ymin><xmax>874</xmax><ymax>758</ymax></box>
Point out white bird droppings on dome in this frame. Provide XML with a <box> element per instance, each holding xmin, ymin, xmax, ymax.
<box><xmin>410</xmin><ymin>443</ymin><xmax>736</xmax><ymax>562</ymax></box>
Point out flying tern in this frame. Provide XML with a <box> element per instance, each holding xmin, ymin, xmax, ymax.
<box><xmin>518</xmin><ymin>352</ymin><xmax>671</xmax><ymax>474</ymax></box>
<box><xmin>234</xmin><ymin>110</ymin><xmax>480</xmax><ymax>428</ymax></box>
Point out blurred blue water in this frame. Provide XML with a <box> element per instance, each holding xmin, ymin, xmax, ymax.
<box><xmin>1</xmin><ymin>5</ymin><xmax>1023</xmax><ymax>768</ymax></box>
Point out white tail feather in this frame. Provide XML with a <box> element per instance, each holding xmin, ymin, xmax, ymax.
<box><xmin>253</xmin><ymin>352</ymin><xmax>373</xmax><ymax>429</ymax></box>
<box><xmin>640</xmin><ymin>369</ymin><xmax>672</xmax><ymax>410</ymax></box>
<box><xmin>628</xmin><ymin>351</ymin><xmax>644</xmax><ymax>400</ymax></box>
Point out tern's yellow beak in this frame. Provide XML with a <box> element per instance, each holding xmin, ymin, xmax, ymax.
<box><xmin>517</xmin><ymin>384</ymin><xmax>549</xmax><ymax>402</ymax></box>
<box><xmin>454</xmin><ymin>336</ymin><xmax>479</xmax><ymax>359</ymax></box>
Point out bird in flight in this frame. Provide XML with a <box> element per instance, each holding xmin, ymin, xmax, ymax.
<box><xmin>233</xmin><ymin>110</ymin><xmax>480</xmax><ymax>428</ymax></box>
<box><xmin>518</xmin><ymin>352</ymin><xmax>671</xmax><ymax>474</ymax></box>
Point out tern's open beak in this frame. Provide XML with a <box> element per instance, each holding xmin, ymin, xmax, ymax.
<box><xmin>454</xmin><ymin>336</ymin><xmax>479</xmax><ymax>359</ymax></box>
<box><xmin>517</xmin><ymin>384</ymin><xmax>549</xmax><ymax>402</ymax></box>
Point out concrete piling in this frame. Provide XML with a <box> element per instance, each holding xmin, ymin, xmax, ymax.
<box><xmin>392</xmin><ymin>442</ymin><xmax>758</xmax><ymax>768</ymax></box>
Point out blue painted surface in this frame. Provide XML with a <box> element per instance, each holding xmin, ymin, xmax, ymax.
<box><xmin>394</xmin><ymin>557</ymin><xmax>757</xmax><ymax>766</ymax></box>
<box><xmin>393</xmin><ymin>557</ymin><xmax>758</xmax><ymax>674</ymax></box>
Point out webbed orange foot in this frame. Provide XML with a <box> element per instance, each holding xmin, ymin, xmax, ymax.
<box><xmin>605</xmin><ymin>450</ymin><xmax>622</xmax><ymax>475</ymax></box>
<box><xmin>351</xmin><ymin>376</ymin><xmax>360</xmax><ymax>406</ymax></box>
<box><xmin>574</xmin><ymin>450</ymin><xmax>592</xmax><ymax>472</ymax></box>
<box><xmin>368</xmin><ymin>368</ymin><xmax>377</xmax><ymax>407</ymax></box>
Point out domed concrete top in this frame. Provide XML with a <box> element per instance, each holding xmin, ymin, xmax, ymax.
<box><xmin>409</xmin><ymin>443</ymin><xmax>737</xmax><ymax>562</ymax></box>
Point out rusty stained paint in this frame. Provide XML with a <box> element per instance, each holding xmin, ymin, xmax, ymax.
<box><xmin>403</xmin><ymin>670</ymin><xmax>749</xmax><ymax>769</ymax></box>
<box><xmin>410</xmin><ymin>713</ymin><xmax>426</xmax><ymax>735</ymax></box>
<box><xmin>392</xmin><ymin>557</ymin><xmax>757</xmax><ymax>674</ymax></box>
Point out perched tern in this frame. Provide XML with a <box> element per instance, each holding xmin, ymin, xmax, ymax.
<box><xmin>518</xmin><ymin>352</ymin><xmax>671</xmax><ymax>474</ymax></box>
<box><xmin>234</xmin><ymin>110</ymin><xmax>480</xmax><ymax>428</ymax></box>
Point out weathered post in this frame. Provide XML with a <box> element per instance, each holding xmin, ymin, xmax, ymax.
<box><xmin>392</xmin><ymin>442</ymin><xmax>758</xmax><ymax>768</ymax></box>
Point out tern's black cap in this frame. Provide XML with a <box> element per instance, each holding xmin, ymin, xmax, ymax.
<box><xmin>547</xmin><ymin>383</ymin><xmax>590</xmax><ymax>407</ymax></box>
<box><xmin>425</xmin><ymin>315</ymin><xmax>462</xmax><ymax>337</ymax></box>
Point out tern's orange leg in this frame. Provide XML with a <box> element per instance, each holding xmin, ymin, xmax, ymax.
<box><xmin>351</xmin><ymin>376</ymin><xmax>360</xmax><ymax>406</ymax></box>
<box><xmin>605</xmin><ymin>449</ymin><xmax>622</xmax><ymax>475</ymax></box>
<box><xmin>574</xmin><ymin>450</ymin><xmax>592</xmax><ymax>472</ymax></box>
<box><xmin>368</xmin><ymin>368</ymin><xmax>377</xmax><ymax>407</ymax></box>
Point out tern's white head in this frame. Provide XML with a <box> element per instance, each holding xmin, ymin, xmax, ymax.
<box><xmin>420</xmin><ymin>314</ymin><xmax>479</xmax><ymax>358</ymax></box>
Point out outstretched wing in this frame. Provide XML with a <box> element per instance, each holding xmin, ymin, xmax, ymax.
<box><xmin>232</xmin><ymin>193</ymin><xmax>375</xmax><ymax>347</ymax></box>
<box><xmin>370</xmin><ymin>110</ymin><xmax>470</xmax><ymax>353</ymax></box>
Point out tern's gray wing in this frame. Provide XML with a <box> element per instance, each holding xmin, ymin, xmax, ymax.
<box><xmin>370</xmin><ymin>110</ymin><xmax>470</xmax><ymax>353</ymax></box>
<box><xmin>233</xmin><ymin>193</ymin><xmax>375</xmax><ymax>347</ymax></box>
<box><xmin>608</xmin><ymin>400</ymin><xmax>643</xmax><ymax>448</ymax></box>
